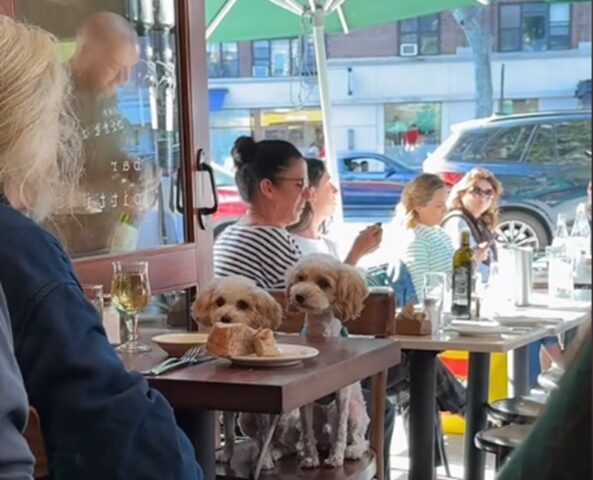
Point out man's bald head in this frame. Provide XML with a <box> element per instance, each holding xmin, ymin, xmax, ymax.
<box><xmin>72</xmin><ymin>12</ymin><xmax>139</xmax><ymax>96</ymax></box>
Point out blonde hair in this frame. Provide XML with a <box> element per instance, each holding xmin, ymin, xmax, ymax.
<box><xmin>447</xmin><ymin>168</ymin><xmax>503</xmax><ymax>228</ymax></box>
<box><xmin>400</xmin><ymin>173</ymin><xmax>446</xmax><ymax>229</ymax></box>
<box><xmin>0</xmin><ymin>16</ymin><xmax>81</xmax><ymax>220</ymax></box>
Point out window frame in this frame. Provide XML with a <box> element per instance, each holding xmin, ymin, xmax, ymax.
<box><xmin>251</xmin><ymin>37</ymin><xmax>318</xmax><ymax>77</ymax></box>
<box><xmin>207</xmin><ymin>41</ymin><xmax>239</xmax><ymax>78</ymax></box>
<box><xmin>398</xmin><ymin>13</ymin><xmax>441</xmax><ymax>56</ymax></box>
<box><xmin>498</xmin><ymin>2</ymin><xmax>572</xmax><ymax>53</ymax></box>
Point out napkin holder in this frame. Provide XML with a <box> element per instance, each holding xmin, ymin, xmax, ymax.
<box><xmin>395</xmin><ymin>314</ymin><xmax>432</xmax><ymax>336</ymax></box>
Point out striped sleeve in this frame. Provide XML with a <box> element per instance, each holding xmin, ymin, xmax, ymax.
<box><xmin>213</xmin><ymin>226</ymin><xmax>301</xmax><ymax>289</ymax></box>
<box><xmin>403</xmin><ymin>233</ymin><xmax>430</xmax><ymax>302</ymax></box>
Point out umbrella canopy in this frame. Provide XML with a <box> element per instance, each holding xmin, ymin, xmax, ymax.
<box><xmin>206</xmin><ymin>0</ymin><xmax>481</xmax><ymax>43</ymax></box>
<box><xmin>205</xmin><ymin>0</ymin><xmax>486</xmax><ymax>221</ymax></box>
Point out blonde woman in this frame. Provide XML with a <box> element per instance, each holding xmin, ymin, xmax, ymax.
<box><xmin>0</xmin><ymin>17</ymin><xmax>201</xmax><ymax>480</ymax></box>
<box><xmin>398</xmin><ymin>173</ymin><xmax>454</xmax><ymax>301</ymax></box>
<box><xmin>442</xmin><ymin>168</ymin><xmax>503</xmax><ymax>279</ymax></box>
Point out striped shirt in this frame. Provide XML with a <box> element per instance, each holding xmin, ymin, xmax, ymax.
<box><xmin>213</xmin><ymin>225</ymin><xmax>302</xmax><ymax>289</ymax></box>
<box><xmin>401</xmin><ymin>225</ymin><xmax>454</xmax><ymax>301</ymax></box>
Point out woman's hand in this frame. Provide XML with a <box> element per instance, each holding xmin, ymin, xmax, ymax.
<box><xmin>474</xmin><ymin>243</ymin><xmax>490</xmax><ymax>263</ymax></box>
<box><xmin>345</xmin><ymin>224</ymin><xmax>383</xmax><ymax>266</ymax></box>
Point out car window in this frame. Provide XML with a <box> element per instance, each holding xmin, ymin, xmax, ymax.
<box><xmin>556</xmin><ymin>120</ymin><xmax>591</xmax><ymax>165</ymax></box>
<box><xmin>343</xmin><ymin>157</ymin><xmax>389</xmax><ymax>174</ymax></box>
<box><xmin>447</xmin><ymin>125</ymin><xmax>533</xmax><ymax>163</ymax></box>
<box><xmin>525</xmin><ymin>123</ymin><xmax>558</xmax><ymax>164</ymax></box>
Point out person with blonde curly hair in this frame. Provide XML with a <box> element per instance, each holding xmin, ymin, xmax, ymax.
<box><xmin>0</xmin><ymin>16</ymin><xmax>202</xmax><ymax>480</ymax></box>
<box><xmin>442</xmin><ymin>168</ymin><xmax>503</xmax><ymax>280</ymax></box>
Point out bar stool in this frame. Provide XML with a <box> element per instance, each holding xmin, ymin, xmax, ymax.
<box><xmin>474</xmin><ymin>424</ymin><xmax>531</xmax><ymax>471</ymax></box>
<box><xmin>486</xmin><ymin>394</ymin><xmax>547</xmax><ymax>426</ymax></box>
<box><xmin>537</xmin><ymin>367</ymin><xmax>563</xmax><ymax>393</ymax></box>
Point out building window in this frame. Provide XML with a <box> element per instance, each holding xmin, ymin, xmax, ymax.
<box><xmin>500</xmin><ymin>98</ymin><xmax>539</xmax><ymax>115</ymax></box>
<box><xmin>499</xmin><ymin>3</ymin><xmax>571</xmax><ymax>52</ymax></box>
<box><xmin>207</xmin><ymin>42</ymin><xmax>239</xmax><ymax>78</ymax></box>
<box><xmin>251</xmin><ymin>38</ymin><xmax>317</xmax><ymax>77</ymax></box>
<box><xmin>384</xmin><ymin>103</ymin><xmax>441</xmax><ymax>168</ymax></box>
<box><xmin>399</xmin><ymin>14</ymin><xmax>440</xmax><ymax>56</ymax></box>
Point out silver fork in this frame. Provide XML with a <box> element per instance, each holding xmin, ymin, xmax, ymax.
<box><xmin>148</xmin><ymin>346</ymin><xmax>204</xmax><ymax>376</ymax></box>
<box><xmin>140</xmin><ymin>356</ymin><xmax>179</xmax><ymax>376</ymax></box>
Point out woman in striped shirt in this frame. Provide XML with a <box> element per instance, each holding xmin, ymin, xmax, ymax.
<box><xmin>213</xmin><ymin>136</ymin><xmax>310</xmax><ymax>288</ymax></box>
<box><xmin>399</xmin><ymin>174</ymin><xmax>454</xmax><ymax>301</ymax></box>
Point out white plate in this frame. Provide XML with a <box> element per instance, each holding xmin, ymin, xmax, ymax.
<box><xmin>229</xmin><ymin>344</ymin><xmax>319</xmax><ymax>367</ymax></box>
<box><xmin>447</xmin><ymin>324</ymin><xmax>515</xmax><ymax>338</ymax></box>
<box><xmin>493</xmin><ymin>315</ymin><xmax>562</xmax><ymax>327</ymax></box>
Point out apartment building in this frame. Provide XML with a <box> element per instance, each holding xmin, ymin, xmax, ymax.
<box><xmin>206</xmin><ymin>0</ymin><xmax>592</xmax><ymax>167</ymax></box>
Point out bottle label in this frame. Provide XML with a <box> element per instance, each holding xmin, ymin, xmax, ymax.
<box><xmin>452</xmin><ymin>266</ymin><xmax>470</xmax><ymax>306</ymax></box>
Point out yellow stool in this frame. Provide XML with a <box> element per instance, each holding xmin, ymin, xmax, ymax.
<box><xmin>439</xmin><ymin>351</ymin><xmax>508</xmax><ymax>434</ymax></box>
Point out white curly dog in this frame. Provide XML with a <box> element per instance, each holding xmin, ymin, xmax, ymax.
<box><xmin>286</xmin><ymin>254</ymin><xmax>370</xmax><ymax>469</ymax></box>
<box><xmin>192</xmin><ymin>276</ymin><xmax>299</xmax><ymax>470</ymax></box>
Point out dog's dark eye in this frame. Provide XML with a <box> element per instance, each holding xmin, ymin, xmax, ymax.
<box><xmin>236</xmin><ymin>300</ymin><xmax>250</xmax><ymax>311</ymax></box>
<box><xmin>317</xmin><ymin>278</ymin><xmax>331</xmax><ymax>290</ymax></box>
<box><xmin>215</xmin><ymin>297</ymin><xmax>225</xmax><ymax>307</ymax></box>
<box><xmin>296</xmin><ymin>274</ymin><xmax>306</xmax><ymax>282</ymax></box>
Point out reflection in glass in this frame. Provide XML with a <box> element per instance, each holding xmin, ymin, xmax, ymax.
<box><xmin>15</xmin><ymin>1</ymin><xmax>185</xmax><ymax>257</ymax></box>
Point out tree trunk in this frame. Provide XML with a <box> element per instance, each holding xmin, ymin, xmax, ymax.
<box><xmin>453</xmin><ymin>6</ymin><xmax>494</xmax><ymax>118</ymax></box>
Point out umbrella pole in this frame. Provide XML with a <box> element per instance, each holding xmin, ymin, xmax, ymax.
<box><xmin>311</xmin><ymin>7</ymin><xmax>344</xmax><ymax>224</ymax></box>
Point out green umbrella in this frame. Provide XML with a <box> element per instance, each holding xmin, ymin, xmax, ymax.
<box><xmin>206</xmin><ymin>0</ymin><xmax>487</xmax><ymax>222</ymax></box>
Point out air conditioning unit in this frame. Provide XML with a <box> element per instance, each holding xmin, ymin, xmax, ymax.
<box><xmin>252</xmin><ymin>65</ymin><xmax>269</xmax><ymax>78</ymax></box>
<box><xmin>400</xmin><ymin>43</ymin><xmax>418</xmax><ymax>57</ymax></box>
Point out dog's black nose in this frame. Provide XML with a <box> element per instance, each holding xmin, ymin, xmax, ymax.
<box><xmin>295</xmin><ymin>294</ymin><xmax>305</xmax><ymax>304</ymax></box>
<box><xmin>221</xmin><ymin>315</ymin><xmax>232</xmax><ymax>324</ymax></box>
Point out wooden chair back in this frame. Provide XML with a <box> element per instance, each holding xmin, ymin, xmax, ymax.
<box><xmin>23</xmin><ymin>407</ymin><xmax>49</xmax><ymax>479</ymax></box>
<box><xmin>269</xmin><ymin>286</ymin><xmax>396</xmax><ymax>480</ymax></box>
<box><xmin>269</xmin><ymin>287</ymin><xmax>396</xmax><ymax>337</ymax></box>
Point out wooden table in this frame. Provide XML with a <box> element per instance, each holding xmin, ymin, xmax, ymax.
<box><xmin>393</xmin><ymin>293</ymin><xmax>590</xmax><ymax>480</ymax></box>
<box><xmin>122</xmin><ymin>334</ymin><xmax>401</xmax><ymax>480</ymax></box>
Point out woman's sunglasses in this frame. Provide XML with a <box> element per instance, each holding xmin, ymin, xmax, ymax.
<box><xmin>469</xmin><ymin>186</ymin><xmax>495</xmax><ymax>199</ymax></box>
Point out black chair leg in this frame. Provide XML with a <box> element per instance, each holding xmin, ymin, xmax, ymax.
<box><xmin>435</xmin><ymin>411</ymin><xmax>452</xmax><ymax>477</ymax></box>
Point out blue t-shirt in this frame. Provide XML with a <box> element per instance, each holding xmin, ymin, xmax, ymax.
<box><xmin>0</xmin><ymin>204</ymin><xmax>201</xmax><ymax>480</ymax></box>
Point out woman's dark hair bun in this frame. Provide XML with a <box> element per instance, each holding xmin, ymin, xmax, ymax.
<box><xmin>232</xmin><ymin>136</ymin><xmax>257</xmax><ymax>168</ymax></box>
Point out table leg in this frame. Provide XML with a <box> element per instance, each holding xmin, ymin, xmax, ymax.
<box><xmin>464</xmin><ymin>352</ymin><xmax>490</xmax><ymax>480</ymax></box>
<box><xmin>176</xmin><ymin>409</ymin><xmax>216</xmax><ymax>480</ymax></box>
<box><xmin>409</xmin><ymin>351</ymin><xmax>437</xmax><ymax>480</ymax></box>
<box><xmin>370</xmin><ymin>370</ymin><xmax>387</xmax><ymax>480</ymax></box>
<box><xmin>253</xmin><ymin>414</ymin><xmax>280</xmax><ymax>480</ymax></box>
<box><xmin>513</xmin><ymin>345</ymin><xmax>530</xmax><ymax>396</ymax></box>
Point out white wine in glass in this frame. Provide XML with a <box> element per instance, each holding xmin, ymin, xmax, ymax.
<box><xmin>112</xmin><ymin>261</ymin><xmax>151</xmax><ymax>353</ymax></box>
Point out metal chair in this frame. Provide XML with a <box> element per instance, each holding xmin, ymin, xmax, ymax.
<box><xmin>474</xmin><ymin>424</ymin><xmax>531</xmax><ymax>471</ymax></box>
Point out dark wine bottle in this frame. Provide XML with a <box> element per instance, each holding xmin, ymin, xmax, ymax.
<box><xmin>451</xmin><ymin>230</ymin><xmax>474</xmax><ymax>318</ymax></box>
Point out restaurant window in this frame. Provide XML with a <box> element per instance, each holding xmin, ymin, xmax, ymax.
<box><xmin>207</xmin><ymin>42</ymin><xmax>239</xmax><ymax>78</ymax></box>
<box><xmin>251</xmin><ymin>37</ymin><xmax>316</xmax><ymax>77</ymax></box>
<box><xmin>384</xmin><ymin>103</ymin><xmax>441</xmax><ymax>168</ymax></box>
<box><xmin>499</xmin><ymin>3</ymin><xmax>571</xmax><ymax>52</ymax></box>
<box><xmin>399</xmin><ymin>14</ymin><xmax>440</xmax><ymax>56</ymax></box>
<box><xmin>209</xmin><ymin>109</ymin><xmax>254</xmax><ymax>171</ymax></box>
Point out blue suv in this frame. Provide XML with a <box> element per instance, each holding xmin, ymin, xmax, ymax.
<box><xmin>424</xmin><ymin>111</ymin><xmax>591</xmax><ymax>250</ymax></box>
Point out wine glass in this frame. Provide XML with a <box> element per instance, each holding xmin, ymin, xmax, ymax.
<box><xmin>111</xmin><ymin>261</ymin><xmax>151</xmax><ymax>353</ymax></box>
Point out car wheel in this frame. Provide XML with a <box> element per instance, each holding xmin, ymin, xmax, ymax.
<box><xmin>497</xmin><ymin>212</ymin><xmax>549</xmax><ymax>251</ymax></box>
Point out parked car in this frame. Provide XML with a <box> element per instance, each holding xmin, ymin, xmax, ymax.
<box><xmin>211</xmin><ymin>151</ymin><xmax>419</xmax><ymax>237</ymax></box>
<box><xmin>423</xmin><ymin>110</ymin><xmax>592</xmax><ymax>251</ymax></box>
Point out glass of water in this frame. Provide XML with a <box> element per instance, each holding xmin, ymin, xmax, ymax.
<box><xmin>423</xmin><ymin>272</ymin><xmax>446</xmax><ymax>334</ymax></box>
<box><xmin>83</xmin><ymin>284</ymin><xmax>104</xmax><ymax>316</ymax></box>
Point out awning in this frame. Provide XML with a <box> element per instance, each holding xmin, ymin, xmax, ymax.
<box><xmin>209</xmin><ymin>88</ymin><xmax>229</xmax><ymax>112</ymax></box>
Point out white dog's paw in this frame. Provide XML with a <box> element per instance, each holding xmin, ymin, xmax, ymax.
<box><xmin>215</xmin><ymin>448</ymin><xmax>232</xmax><ymax>464</ymax></box>
<box><xmin>344</xmin><ymin>442</ymin><xmax>368</xmax><ymax>460</ymax></box>
<box><xmin>299</xmin><ymin>454</ymin><xmax>320</xmax><ymax>469</ymax></box>
<box><xmin>324</xmin><ymin>452</ymin><xmax>345</xmax><ymax>468</ymax></box>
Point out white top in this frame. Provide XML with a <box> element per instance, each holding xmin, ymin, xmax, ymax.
<box><xmin>401</xmin><ymin>225</ymin><xmax>454</xmax><ymax>301</ymax></box>
<box><xmin>214</xmin><ymin>225</ymin><xmax>301</xmax><ymax>289</ymax></box>
<box><xmin>293</xmin><ymin>235</ymin><xmax>340</xmax><ymax>259</ymax></box>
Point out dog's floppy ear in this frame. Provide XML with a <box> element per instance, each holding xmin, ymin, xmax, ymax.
<box><xmin>253</xmin><ymin>290</ymin><xmax>284</xmax><ymax>330</ymax></box>
<box><xmin>191</xmin><ymin>279</ymin><xmax>221</xmax><ymax>328</ymax></box>
<box><xmin>333</xmin><ymin>264</ymin><xmax>369</xmax><ymax>322</ymax></box>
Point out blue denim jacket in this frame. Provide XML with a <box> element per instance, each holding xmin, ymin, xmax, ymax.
<box><xmin>0</xmin><ymin>205</ymin><xmax>202</xmax><ymax>480</ymax></box>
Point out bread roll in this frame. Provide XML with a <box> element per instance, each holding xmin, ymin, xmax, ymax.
<box><xmin>207</xmin><ymin>323</ymin><xmax>256</xmax><ymax>357</ymax></box>
<box><xmin>253</xmin><ymin>328</ymin><xmax>280</xmax><ymax>357</ymax></box>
